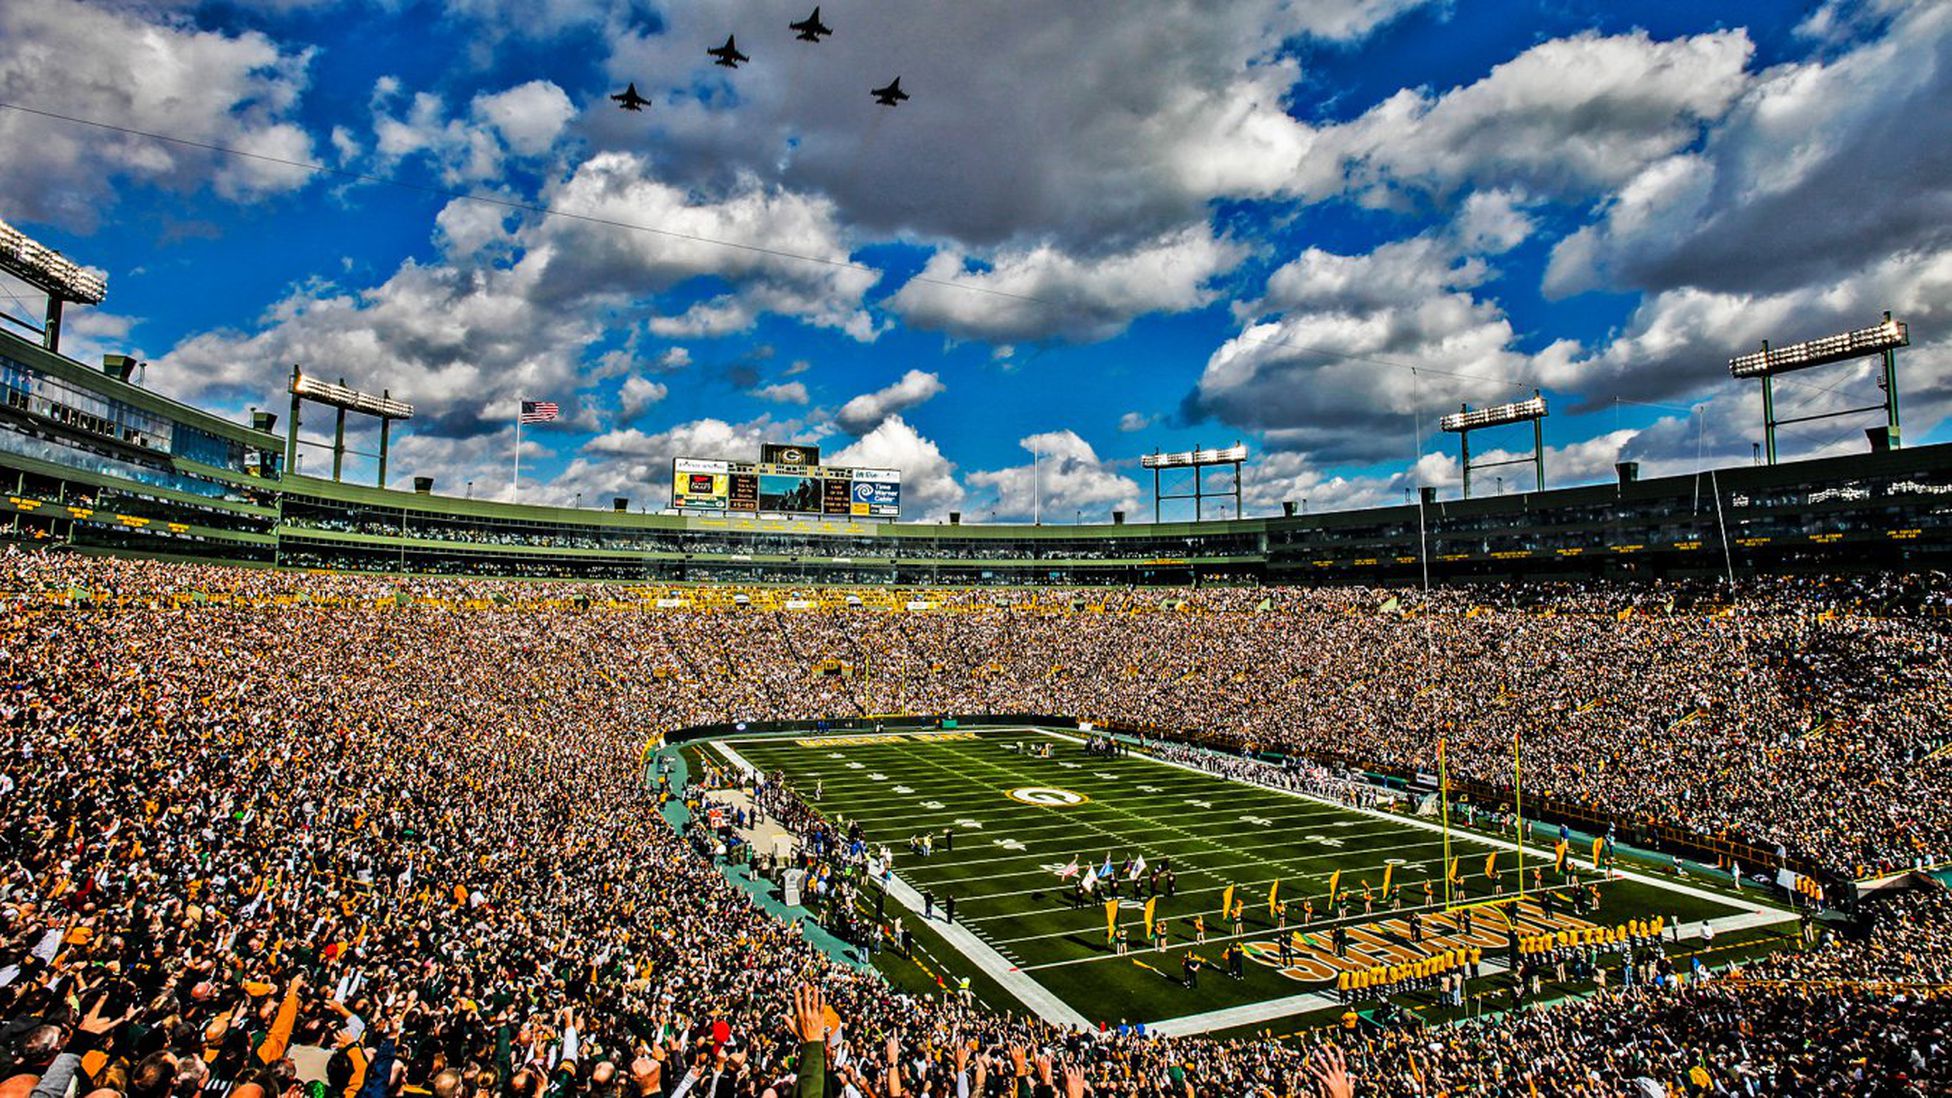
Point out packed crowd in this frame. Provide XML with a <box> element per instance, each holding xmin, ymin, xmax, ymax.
<box><xmin>9</xmin><ymin>557</ymin><xmax>1950</xmax><ymax>877</ymax></box>
<box><xmin>2</xmin><ymin>552</ymin><xmax>1949</xmax><ymax>1096</ymax></box>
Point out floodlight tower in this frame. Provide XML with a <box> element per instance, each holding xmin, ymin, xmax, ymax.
<box><xmin>1440</xmin><ymin>392</ymin><xmax>1548</xmax><ymax>499</ymax></box>
<box><xmin>1728</xmin><ymin>313</ymin><xmax>1909</xmax><ymax>464</ymax></box>
<box><xmin>0</xmin><ymin>217</ymin><xmax>107</xmax><ymax>354</ymax></box>
<box><xmin>1142</xmin><ymin>444</ymin><xmax>1247</xmax><ymax>522</ymax></box>
<box><xmin>286</xmin><ymin>367</ymin><xmax>415</xmax><ymax>487</ymax></box>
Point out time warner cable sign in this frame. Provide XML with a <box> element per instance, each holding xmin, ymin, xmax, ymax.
<box><xmin>672</xmin><ymin>455</ymin><xmax>901</xmax><ymax>518</ymax></box>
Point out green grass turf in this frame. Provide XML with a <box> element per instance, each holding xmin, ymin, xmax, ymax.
<box><xmin>723</xmin><ymin>727</ymin><xmax>1776</xmax><ymax>1030</ymax></box>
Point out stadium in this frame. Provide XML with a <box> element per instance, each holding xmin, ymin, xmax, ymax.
<box><xmin>3</xmin><ymin>3</ymin><xmax>1951</xmax><ymax>1096</ymax></box>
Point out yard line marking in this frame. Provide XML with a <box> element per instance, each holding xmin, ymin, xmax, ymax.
<box><xmin>865</xmin><ymin>737</ymin><xmax>1456</xmax><ymax>914</ymax></box>
<box><xmin>949</xmin><ymin>837</ymin><xmax>1467</xmax><ymax>906</ymax></box>
<box><xmin>896</xmin><ymin>829</ymin><xmax>1444</xmax><ymax>886</ymax></box>
<box><xmin>1092</xmin><ymin>731</ymin><xmax>1795</xmax><ymax>919</ymax></box>
<box><xmin>853</xmin><ymin>802</ymin><xmax>1350</xmax><ymax>850</ymax></box>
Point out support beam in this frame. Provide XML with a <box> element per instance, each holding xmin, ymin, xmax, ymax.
<box><xmin>1762</xmin><ymin>373</ymin><xmax>1777</xmax><ymax>466</ymax></box>
<box><xmin>332</xmin><ymin>404</ymin><xmax>347</xmax><ymax>482</ymax></box>
<box><xmin>41</xmin><ymin>297</ymin><xmax>62</xmax><ymax>353</ymax></box>
<box><xmin>1533</xmin><ymin>416</ymin><xmax>1545</xmax><ymax>492</ymax></box>
<box><xmin>378</xmin><ymin>403</ymin><xmax>392</xmax><ymax>488</ymax></box>
<box><xmin>285</xmin><ymin>367</ymin><xmax>303</xmax><ymax>476</ymax></box>
<box><xmin>1883</xmin><ymin>346</ymin><xmax>1902</xmax><ymax>449</ymax></box>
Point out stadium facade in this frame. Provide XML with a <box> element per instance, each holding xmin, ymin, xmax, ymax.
<box><xmin>5</xmin><ymin>323</ymin><xmax>1951</xmax><ymax>584</ymax></box>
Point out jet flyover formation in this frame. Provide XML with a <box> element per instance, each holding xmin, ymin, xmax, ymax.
<box><xmin>611</xmin><ymin>8</ymin><xmax>904</xmax><ymax>112</ymax></box>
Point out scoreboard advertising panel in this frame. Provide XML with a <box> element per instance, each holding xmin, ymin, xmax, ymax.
<box><xmin>671</xmin><ymin>457</ymin><xmax>900</xmax><ymax>518</ymax></box>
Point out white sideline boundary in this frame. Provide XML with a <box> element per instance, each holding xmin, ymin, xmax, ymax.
<box><xmin>710</xmin><ymin>736</ymin><xmax>1089</xmax><ymax>1030</ymax></box>
<box><xmin>715</xmin><ymin>727</ymin><xmax>1797</xmax><ymax>1035</ymax></box>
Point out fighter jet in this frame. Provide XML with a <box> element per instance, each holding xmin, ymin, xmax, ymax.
<box><xmin>707</xmin><ymin>35</ymin><xmax>749</xmax><ymax>68</ymax></box>
<box><xmin>789</xmin><ymin>7</ymin><xmax>832</xmax><ymax>41</ymax></box>
<box><xmin>610</xmin><ymin>83</ymin><xmax>651</xmax><ymax>112</ymax></box>
<box><xmin>871</xmin><ymin>77</ymin><xmax>908</xmax><ymax>106</ymax></box>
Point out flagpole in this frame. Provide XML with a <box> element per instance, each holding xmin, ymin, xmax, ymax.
<box><xmin>1513</xmin><ymin>729</ymin><xmax>1524</xmax><ymax>900</ymax></box>
<box><xmin>512</xmin><ymin>401</ymin><xmax>522</xmax><ymax>502</ymax></box>
<box><xmin>1439</xmin><ymin>737</ymin><xmax>1453</xmax><ymax>912</ymax></box>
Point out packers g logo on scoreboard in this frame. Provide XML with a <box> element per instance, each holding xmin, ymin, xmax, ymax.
<box><xmin>1007</xmin><ymin>786</ymin><xmax>1088</xmax><ymax>807</ymax></box>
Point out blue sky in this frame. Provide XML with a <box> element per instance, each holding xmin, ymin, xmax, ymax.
<box><xmin>1</xmin><ymin>0</ymin><xmax>1948</xmax><ymax>520</ymax></box>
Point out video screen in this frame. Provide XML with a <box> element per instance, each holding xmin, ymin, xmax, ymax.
<box><xmin>758</xmin><ymin>474</ymin><xmax>823</xmax><ymax>513</ymax></box>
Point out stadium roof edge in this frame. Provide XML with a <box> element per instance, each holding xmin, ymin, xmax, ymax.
<box><xmin>0</xmin><ymin>326</ymin><xmax>281</xmax><ymax>450</ymax></box>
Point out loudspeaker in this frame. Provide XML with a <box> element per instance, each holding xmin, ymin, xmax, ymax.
<box><xmin>413</xmin><ymin>476</ymin><xmax>434</xmax><ymax>494</ymax></box>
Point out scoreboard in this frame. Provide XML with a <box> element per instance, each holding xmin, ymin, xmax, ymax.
<box><xmin>672</xmin><ymin>457</ymin><xmax>901</xmax><ymax>518</ymax></box>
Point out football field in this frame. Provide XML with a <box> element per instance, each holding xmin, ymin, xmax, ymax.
<box><xmin>717</xmin><ymin>726</ymin><xmax>1789</xmax><ymax>1034</ymax></box>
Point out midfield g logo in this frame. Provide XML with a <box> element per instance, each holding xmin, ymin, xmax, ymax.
<box><xmin>1007</xmin><ymin>786</ymin><xmax>1088</xmax><ymax>807</ymax></box>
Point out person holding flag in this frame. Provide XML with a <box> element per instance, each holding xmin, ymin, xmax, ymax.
<box><xmin>1105</xmin><ymin>898</ymin><xmax>1120</xmax><ymax>951</ymax></box>
<box><xmin>1486</xmin><ymin>850</ymin><xmax>1503</xmax><ymax>895</ymax></box>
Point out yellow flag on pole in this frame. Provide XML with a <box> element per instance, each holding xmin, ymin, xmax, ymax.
<box><xmin>1221</xmin><ymin>884</ymin><xmax>1235</xmax><ymax>922</ymax></box>
<box><xmin>1268</xmin><ymin>879</ymin><xmax>1280</xmax><ymax>919</ymax></box>
<box><xmin>1143</xmin><ymin>897</ymin><xmax>1158</xmax><ymax>938</ymax></box>
<box><xmin>1327</xmin><ymin>869</ymin><xmax>1341</xmax><ymax>901</ymax></box>
<box><xmin>1591</xmin><ymin>836</ymin><xmax>1605</xmax><ymax>869</ymax></box>
<box><xmin>1484</xmin><ymin>851</ymin><xmax>1498</xmax><ymax>879</ymax></box>
<box><xmin>1554</xmin><ymin>840</ymin><xmax>1569</xmax><ymax>872</ymax></box>
<box><xmin>1448</xmin><ymin>857</ymin><xmax>1463</xmax><ymax>884</ymax></box>
<box><xmin>1381</xmin><ymin>864</ymin><xmax>1393</xmax><ymax>895</ymax></box>
<box><xmin>1105</xmin><ymin>899</ymin><xmax>1120</xmax><ymax>944</ymax></box>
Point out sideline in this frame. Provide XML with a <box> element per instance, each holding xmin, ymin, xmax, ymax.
<box><xmin>662</xmin><ymin>744</ymin><xmax>868</xmax><ymax>970</ymax></box>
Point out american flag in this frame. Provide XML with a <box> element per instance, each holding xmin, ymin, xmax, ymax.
<box><xmin>519</xmin><ymin>400</ymin><xmax>560</xmax><ymax>424</ymax></box>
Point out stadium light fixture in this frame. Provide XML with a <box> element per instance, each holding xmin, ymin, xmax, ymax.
<box><xmin>1728</xmin><ymin>313</ymin><xmax>1909</xmax><ymax>464</ymax></box>
<box><xmin>1143</xmin><ymin>443</ymin><xmax>1247</xmax><ymax>523</ymax></box>
<box><xmin>287</xmin><ymin>367</ymin><xmax>414</xmax><ymax>488</ymax></box>
<box><xmin>291</xmin><ymin>371</ymin><xmax>415</xmax><ymax>420</ymax></box>
<box><xmin>1440</xmin><ymin>392</ymin><xmax>1548</xmax><ymax>499</ymax></box>
<box><xmin>1728</xmin><ymin>316</ymin><xmax>1908</xmax><ymax>379</ymax></box>
<box><xmin>1141</xmin><ymin>444</ymin><xmax>1249</xmax><ymax>470</ymax></box>
<box><xmin>1439</xmin><ymin>395</ymin><xmax>1547</xmax><ymax>434</ymax></box>
<box><xmin>0</xmin><ymin>216</ymin><xmax>106</xmax><ymax>354</ymax></box>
